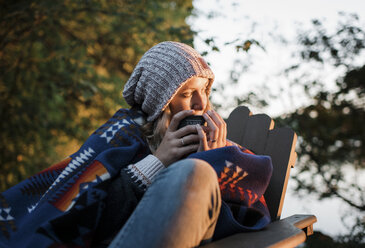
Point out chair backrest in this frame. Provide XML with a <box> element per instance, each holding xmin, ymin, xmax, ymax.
<box><xmin>225</xmin><ymin>106</ymin><xmax>297</xmax><ymax>221</ymax></box>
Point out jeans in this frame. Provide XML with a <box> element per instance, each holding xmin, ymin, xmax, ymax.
<box><xmin>108</xmin><ymin>158</ymin><xmax>221</xmax><ymax>248</ymax></box>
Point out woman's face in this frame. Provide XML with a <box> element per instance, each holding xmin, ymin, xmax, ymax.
<box><xmin>169</xmin><ymin>77</ymin><xmax>210</xmax><ymax>117</ymax></box>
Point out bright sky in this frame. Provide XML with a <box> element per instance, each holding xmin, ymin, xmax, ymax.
<box><xmin>189</xmin><ymin>0</ymin><xmax>365</xmax><ymax>238</ymax></box>
<box><xmin>189</xmin><ymin>0</ymin><xmax>365</xmax><ymax>117</ymax></box>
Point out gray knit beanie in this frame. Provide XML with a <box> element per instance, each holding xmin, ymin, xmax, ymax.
<box><xmin>123</xmin><ymin>41</ymin><xmax>215</xmax><ymax>122</ymax></box>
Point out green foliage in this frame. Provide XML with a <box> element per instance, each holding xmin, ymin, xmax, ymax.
<box><xmin>0</xmin><ymin>0</ymin><xmax>194</xmax><ymax>191</ymax></box>
<box><xmin>275</xmin><ymin>13</ymin><xmax>365</xmax><ymax>244</ymax></box>
<box><xmin>337</xmin><ymin>216</ymin><xmax>365</xmax><ymax>247</ymax></box>
<box><xmin>277</xmin><ymin>12</ymin><xmax>365</xmax><ymax>202</ymax></box>
<box><xmin>235</xmin><ymin>40</ymin><xmax>265</xmax><ymax>53</ymax></box>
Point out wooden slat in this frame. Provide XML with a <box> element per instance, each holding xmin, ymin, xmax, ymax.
<box><xmin>241</xmin><ymin>114</ymin><xmax>274</xmax><ymax>154</ymax></box>
<box><xmin>210</xmin><ymin>106</ymin><xmax>315</xmax><ymax>247</ymax></box>
<box><xmin>226</xmin><ymin>106</ymin><xmax>297</xmax><ymax>220</ymax></box>
<box><xmin>264</xmin><ymin>127</ymin><xmax>297</xmax><ymax>220</ymax></box>
<box><xmin>226</xmin><ymin>106</ymin><xmax>251</xmax><ymax>145</ymax></box>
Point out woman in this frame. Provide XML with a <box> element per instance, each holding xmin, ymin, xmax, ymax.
<box><xmin>104</xmin><ymin>42</ymin><xmax>271</xmax><ymax>247</ymax></box>
<box><xmin>100</xmin><ymin>41</ymin><xmax>228</xmax><ymax>247</ymax></box>
<box><xmin>0</xmin><ymin>41</ymin><xmax>272</xmax><ymax>248</ymax></box>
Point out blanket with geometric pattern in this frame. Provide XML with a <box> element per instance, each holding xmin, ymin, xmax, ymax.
<box><xmin>0</xmin><ymin>107</ymin><xmax>273</xmax><ymax>247</ymax></box>
<box><xmin>0</xmin><ymin>108</ymin><xmax>150</xmax><ymax>247</ymax></box>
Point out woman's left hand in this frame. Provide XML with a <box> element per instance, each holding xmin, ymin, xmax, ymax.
<box><xmin>196</xmin><ymin>110</ymin><xmax>227</xmax><ymax>152</ymax></box>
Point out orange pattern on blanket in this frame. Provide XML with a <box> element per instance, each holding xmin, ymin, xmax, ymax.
<box><xmin>52</xmin><ymin>161</ymin><xmax>109</xmax><ymax>212</ymax></box>
<box><xmin>218</xmin><ymin>163</ymin><xmax>263</xmax><ymax>207</ymax></box>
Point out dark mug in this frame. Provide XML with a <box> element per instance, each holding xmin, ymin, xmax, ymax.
<box><xmin>178</xmin><ymin>115</ymin><xmax>206</xmax><ymax>129</ymax></box>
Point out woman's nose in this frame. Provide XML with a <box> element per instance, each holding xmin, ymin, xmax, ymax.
<box><xmin>191</xmin><ymin>92</ymin><xmax>206</xmax><ymax>110</ymax></box>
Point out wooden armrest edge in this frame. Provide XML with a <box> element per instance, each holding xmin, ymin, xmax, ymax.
<box><xmin>202</xmin><ymin>214</ymin><xmax>317</xmax><ymax>248</ymax></box>
<box><xmin>282</xmin><ymin>214</ymin><xmax>317</xmax><ymax>236</ymax></box>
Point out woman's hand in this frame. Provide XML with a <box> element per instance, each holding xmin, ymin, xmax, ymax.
<box><xmin>154</xmin><ymin>110</ymin><xmax>200</xmax><ymax>167</ymax></box>
<box><xmin>196</xmin><ymin>110</ymin><xmax>227</xmax><ymax>152</ymax></box>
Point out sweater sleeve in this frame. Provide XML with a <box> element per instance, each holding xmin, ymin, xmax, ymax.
<box><xmin>125</xmin><ymin>155</ymin><xmax>165</xmax><ymax>189</ymax></box>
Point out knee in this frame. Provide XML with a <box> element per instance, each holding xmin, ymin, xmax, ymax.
<box><xmin>169</xmin><ymin>158</ymin><xmax>220</xmax><ymax>190</ymax></box>
<box><xmin>174</xmin><ymin>159</ymin><xmax>222</xmax><ymax>221</ymax></box>
<box><xmin>188</xmin><ymin>158</ymin><xmax>218</xmax><ymax>183</ymax></box>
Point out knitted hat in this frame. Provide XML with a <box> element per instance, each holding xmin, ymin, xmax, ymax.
<box><xmin>123</xmin><ymin>41</ymin><xmax>215</xmax><ymax>122</ymax></box>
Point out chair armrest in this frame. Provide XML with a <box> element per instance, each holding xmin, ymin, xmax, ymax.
<box><xmin>203</xmin><ymin>214</ymin><xmax>317</xmax><ymax>248</ymax></box>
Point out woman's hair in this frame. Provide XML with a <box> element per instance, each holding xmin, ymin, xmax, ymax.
<box><xmin>142</xmin><ymin>100</ymin><xmax>213</xmax><ymax>153</ymax></box>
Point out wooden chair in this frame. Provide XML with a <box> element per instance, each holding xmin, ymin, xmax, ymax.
<box><xmin>204</xmin><ymin>106</ymin><xmax>317</xmax><ymax>248</ymax></box>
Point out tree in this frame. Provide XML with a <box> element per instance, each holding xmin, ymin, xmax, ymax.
<box><xmin>0</xmin><ymin>0</ymin><xmax>194</xmax><ymax>191</ymax></box>
<box><xmin>275</xmin><ymin>13</ymin><xmax>365</xmax><ymax>244</ymax></box>
<box><xmin>278</xmin><ymin>13</ymin><xmax>365</xmax><ymax>209</ymax></box>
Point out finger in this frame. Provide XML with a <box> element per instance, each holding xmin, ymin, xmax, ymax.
<box><xmin>173</xmin><ymin>143</ymin><xmax>199</xmax><ymax>159</ymax></box>
<box><xmin>196</xmin><ymin>124</ymin><xmax>209</xmax><ymax>152</ymax></box>
<box><xmin>168</xmin><ymin>110</ymin><xmax>195</xmax><ymax>131</ymax></box>
<box><xmin>208</xmin><ymin>110</ymin><xmax>227</xmax><ymax>145</ymax></box>
<box><xmin>214</xmin><ymin>110</ymin><xmax>227</xmax><ymax>137</ymax></box>
<box><xmin>217</xmin><ymin>112</ymin><xmax>227</xmax><ymax>146</ymax></box>
<box><xmin>202</xmin><ymin>125</ymin><xmax>209</xmax><ymax>133</ymax></box>
<box><xmin>178</xmin><ymin>134</ymin><xmax>199</xmax><ymax>146</ymax></box>
<box><xmin>175</xmin><ymin>124</ymin><xmax>198</xmax><ymax>139</ymax></box>
<box><xmin>162</xmin><ymin>143</ymin><xmax>199</xmax><ymax>165</ymax></box>
<box><xmin>180</xmin><ymin>144</ymin><xmax>199</xmax><ymax>155</ymax></box>
<box><xmin>203</xmin><ymin>112</ymin><xmax>218</xmax><ymax>144</ymax></box>
<box><xmin>207</xmin><ymin>110</ymin><xmax>222</xmax><ymax>125</ymax></box>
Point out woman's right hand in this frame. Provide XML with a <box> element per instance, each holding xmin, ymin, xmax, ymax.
<box><xmin>154</xmin><ymin>110</ymin><xmax>200</xmax><ymax>167</ymax></box>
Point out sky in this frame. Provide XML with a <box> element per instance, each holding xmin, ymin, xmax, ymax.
<box><xmin>189</xmin><ymin>0</ymin><xmax>365</xmax><ymax>117</ymax></box>
<box><xmin>189</xmin><ymin>0</ymin><xmax>365</xmax><ymax>237</ymax></box>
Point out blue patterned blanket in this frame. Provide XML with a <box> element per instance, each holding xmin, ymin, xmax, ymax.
<box><xmin>0</xmin><ymin>108</ymin><xmax>272</xmax><ymax>247</ymax></box>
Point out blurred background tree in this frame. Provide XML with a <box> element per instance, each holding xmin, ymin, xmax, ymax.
<box><xmin>277</xmin><ymin>13</ymin><xmax>365</xmax><ymax>245</ymax></box>
<box><xmin>279</xmin><ymin>13</ymin><xmax>365</xmax><ymax>210</ymax></box>
<box><xmin>0</xmin><ymin>0</ymin><xmax>194</xmax><ymax>191</ymax></box>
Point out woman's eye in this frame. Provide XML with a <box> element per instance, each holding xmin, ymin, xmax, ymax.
<box><xmin>182</xmin><ymin>92</ymin><xmax>192</xmax><ymax>97</ymax></box>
